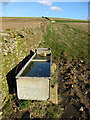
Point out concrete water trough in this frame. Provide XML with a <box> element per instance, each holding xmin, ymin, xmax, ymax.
<box><xmin>16</xmin><ymin>48</ymin><xmax>52</xmax><ymax>100</ymax></box>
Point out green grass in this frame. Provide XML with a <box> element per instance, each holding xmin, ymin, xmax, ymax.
<box><xmin>44</xmin><ymin>22</ymin><xmax>88</xmax><ymax>62</ymax></box>
<box><xmin>55</xmin><ymin>19</ymin><xmax>89</xmax><ymax>23</ymax></box>
<box><xmin>45</xmin><ymin>104</ymin><xmax>62</xmax><ymax>118</ymax></box>
<box><xmin>19</xmin><ymin>100</ymin><xmax>32</xmax><ymax>110</ymax></box>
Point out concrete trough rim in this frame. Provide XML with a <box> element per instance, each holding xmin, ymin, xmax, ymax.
<box><xmin>16</xmin><ymin>52</ymin><xmax>36</xmax><ymax>78</ymax></box>
<box><xmin>32</xmin><ymin>59</ymin><xmax>49</xmax><ymax>62</ymax></box>
<box><xmin>16</xmin><ymin>76</ymin><xmax>51</xmax><ymax>79</ymax></box>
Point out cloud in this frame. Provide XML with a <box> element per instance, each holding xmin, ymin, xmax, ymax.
<box><xmin>2</xmin><ymin>0</ymin><xmax>13</xmax><ymax>3</ymax></box>
<box><xmin>38</xmin><ymin>1</ymin><xmax>52</xmax><ymax>6</ymax></box>
<box><xmin>2</xmin><ymin>0</ymin><xmax>12</xmax><ymax>1</ymax></box>
<box><xmin>2</xmin><ymin>0</ymin><xmax>14</xmax><ymax>5</ymax></box>
<box><xmin>50</xmin><ymin>6</ymin><xmax>63</xmax><ymax>12</ymax></box>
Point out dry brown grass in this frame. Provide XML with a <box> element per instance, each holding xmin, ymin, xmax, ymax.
<box><xmin>1</xmin><ymin>17</ymin><xmax>45</xmax><ymax>30</ymax></box>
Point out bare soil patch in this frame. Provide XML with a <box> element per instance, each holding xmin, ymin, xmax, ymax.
<box><xmin>2</xmin><ymin>17</ymin><xmax>45</xmax><ymax>30</ymax></box>
<box><xmin>57</xmin><ymin>57</ymin><xmax>89</xmax><ymax>119</ymax></box>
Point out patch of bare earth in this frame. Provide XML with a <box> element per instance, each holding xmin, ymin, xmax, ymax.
<box><xmin>57</xmin><ymin>57</ymin><xmax>90</xmax><ymax>119</ymax></box>
<box><xmin>2</xmin><ymin>17</ymin><xmax>45</xmax><ymax>30</ymax></box>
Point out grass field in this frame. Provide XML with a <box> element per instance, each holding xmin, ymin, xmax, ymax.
<box><xmin>1</xmin><ymin>17</ymin><xmax>89</xmax><ymax>119</ymax></box>
<box><xmin>44</xmin><ymin>22</ymin><xmax>88</xmax><ymax>62</ymax></box>
<box><xmin>55</xmin><ymin>19</ymin><xmax>89</xmax><ymax>23</ymax></box>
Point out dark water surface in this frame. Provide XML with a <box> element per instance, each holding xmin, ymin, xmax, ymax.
<box><xmin>20</xmin><ymin>61</ymin><xmax>50</xmax><ymax>77</ymax></box>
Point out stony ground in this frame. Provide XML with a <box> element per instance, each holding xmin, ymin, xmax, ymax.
<box><xmin>1</xmin><ymin>17</ymin><xmax>47</xmax><ymax>110</ymax></box>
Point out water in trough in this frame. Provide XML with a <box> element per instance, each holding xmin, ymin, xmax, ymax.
<box><xmin>20</xmin><ymin>61</ymin><xmax>50</xmax><ymax>77</ymax></box>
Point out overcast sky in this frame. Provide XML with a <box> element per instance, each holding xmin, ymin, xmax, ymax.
<box><xmin>0</xmin><ymin>1</ymin><xmax>88</xmax><ymax>20</ymax></box>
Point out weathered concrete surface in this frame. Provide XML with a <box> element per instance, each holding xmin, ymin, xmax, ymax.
<box><xmin>17</xmin><ymin>78</ymin><xmax>50</xmax><ymax>100</ymax></box>
<box><xmin>50</xmin><ymin>63</ymin><xmax>58</xmax><ymax>104</ymax></box>
<box><xmin>49</xmin><ymin>84</ymin><xmax>58</xmax><ymax>104</ymax></box>
<box><xmin>37</xmin><ymin>48</ymin><xmax>51</xmax><ymax>55</ymax></box>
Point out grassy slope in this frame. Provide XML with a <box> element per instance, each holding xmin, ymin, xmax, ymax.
<box><xmin>55</xmin><ymin>20</ymin><xmax>89</xmax><ymax>23</ymax></box>
<box><xmin>44</xmin><ymin>22</ymin><xmax>88</xmax><ymax>62</ymax></box>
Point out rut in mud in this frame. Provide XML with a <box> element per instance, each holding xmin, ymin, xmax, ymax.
<box><xmin>57</xmin><ymin>57</ymin><xmax>89</xmax><ymax>119</ymax></box>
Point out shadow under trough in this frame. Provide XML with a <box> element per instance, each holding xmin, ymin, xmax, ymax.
<box><xmin>6</xmin><ymin>50</ymin><xmax>34</xmax><ymax>95</ymax></box>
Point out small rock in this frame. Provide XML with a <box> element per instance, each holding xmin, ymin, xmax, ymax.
<box><xmin>13</xmin><ymin>108</ymin><xmax>17</xmax><ymax>113</ymax></box>
<box><xmin>85</xmin><ymin>91</ymin><xmax>88</xmax><ymax>94</ymax></box>
<box><xmin>51</xmin><ymin>20</ymin><xmax>56</xmax><ymax>23</ymax></box>
<box><xmin>0</xmin><ymin>112</ymin><xmax>2</xmax><ymax>116</ymax></box>
<box><xmin>17</xmin><ymin>107</ymin><xmax>19</xmax><ymax>111</ymax></box>
<box><xmin>80</xmin><ymin>60</ymin><xmax>84</xmax><ymax>63</ymax></box>
<box><xmin>79</xmin><ymin>106</ymin><xmax>84</xmax><ymax>111</ymax></box>
<box><xmin>30</xmin><ymin>114</ymin><xmax>32</xmax><ymax>118</ymax></box>
<box><xmin>61</xmin><ymin>108</ymin><xmax>64</xmax><ymax>111</ymax></box>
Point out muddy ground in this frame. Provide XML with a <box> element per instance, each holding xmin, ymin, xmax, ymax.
<box><xmin>57</xmin><ymin>56</ymin><xmax>90</xmax><ymax>119</ymax></box>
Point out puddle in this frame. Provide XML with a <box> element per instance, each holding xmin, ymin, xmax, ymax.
<box><xmin>20</xmin><ymin>61</ymin><xmax>50</xmax><ymax>77</ymax></box>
